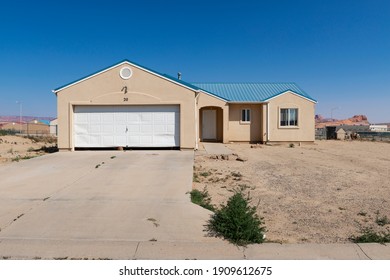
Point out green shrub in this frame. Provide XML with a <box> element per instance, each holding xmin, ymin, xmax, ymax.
<box><xmin>0</xmin><ymin>129</ymin><xmax>17</xmax><ymax>136</ymax></box>
<box><xmin>207</xmin><ymin>190</ymin><xmax>266</xmax><ymax>246</ymax></box>
<box><xmin>190</xmin><ymin>188</ymin><xmax>215</xmax><ymax>211</ymax></box>
<box><xmin>200</xmin><ymin>171</ymin><xmax>211</xmax><ymax>177</ymax></box>
<box><xmin>350</xmin><ymin>227</ymin><xmax>390</xmax><ymax>244</ymax></box>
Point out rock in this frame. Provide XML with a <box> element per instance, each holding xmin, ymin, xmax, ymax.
<box><xmin>251</xmin><ymin>144</ymin><xmax>262</xmax><ymax>149</ymax></box>
<box><xmin>236</xmin><ymin>156</ymin><xmax>248</xmax><ymax>162</ymax></box>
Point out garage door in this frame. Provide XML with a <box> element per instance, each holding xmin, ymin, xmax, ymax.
<box><xmin>74</xmin><ymin>105</ymin><xmax>180</xmax><ymax>148</ymax></box>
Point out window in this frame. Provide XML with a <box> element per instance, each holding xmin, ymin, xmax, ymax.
<box><xmin>241</xmin><ymin>109</ymin><xmax>251</xmax><ymax>122</ymax></box>
<box><xmin>280</xmin><ymin>108</ymin><xmax>298</xmax><ymax>126</ymax></box>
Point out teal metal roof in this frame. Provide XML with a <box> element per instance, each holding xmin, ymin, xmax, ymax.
<box><xmin>53</xmin><ymin>59</ymin><xmax>200</xmax><ymax>92</ymax></box>
<box><xmin>38</xmin><ymin>120</ymin><xmax>50</xmax><ymax>125</ymax></box>
<box><xmin>53</xmin><ymin>59</ymin><xmax>316</xmax><ymax>103</ymax></box>
<box><xmin>192</xmin><ymin>83</ymin><xmax>316</xmax><ymax>103</ymax></box>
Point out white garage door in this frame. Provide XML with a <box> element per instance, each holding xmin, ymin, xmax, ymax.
<box><xmin>74</xmin><ymin>105</ymin><xmax>180</xmax><ymax>148</ymax></box>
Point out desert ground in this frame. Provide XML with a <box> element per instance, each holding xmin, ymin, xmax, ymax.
<box><xmin>194</xmin><ymin>141</ymin><xmax>390</xmax><ymax>243</ymax></box>
<box><xmin>0</xmin><ymin>135</ymin><xmax>57</xmax><ymax>164</ymax></box>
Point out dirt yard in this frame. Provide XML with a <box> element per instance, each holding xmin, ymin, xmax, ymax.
<box><xmin>0</xmin><ymin>135</ymin><xmax>57</xmax><ymax>165</ymax></box>
<box><xmin>193</xmin><ymin>141</ymin><xmax>390</xmax><ymax>243</ymax></box>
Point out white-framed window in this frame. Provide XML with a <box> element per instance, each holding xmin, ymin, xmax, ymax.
<box><xmin>241</xmin><ymin>109</ymin><xmax>251</xmax><ymax>123</ymax></box>
<box><xmin>280</xmin><ymin>108</ymin><xmax>298</xmax><ymax>126</ymax></box>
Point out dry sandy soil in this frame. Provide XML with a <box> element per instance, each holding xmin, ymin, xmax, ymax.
<box><xmin>0</xmin><ymin>135</ymin><xmax>57</xmax><ymax>165</ymax></box>
<box><xmin>194</xmin><ymin>141</ymin><xmax>390</xmax><ymax>243</ymax></box>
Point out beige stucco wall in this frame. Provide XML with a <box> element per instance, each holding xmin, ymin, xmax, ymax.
<box><xmin>228</xmin><ymin>104</ymin><xmax>263</xmax><ymax>142</ymax></box>
<box><xmin>267</xmin><ymin>92</ymin><xmax>315</xmax><ymax>142</ymax></box>
<box><xmin>56</xmin><ymin>62</ymin><xmax>196</xmax><ymax>150</ymax></box>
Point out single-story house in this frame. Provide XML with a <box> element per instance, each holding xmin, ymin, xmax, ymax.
<box><xmin>52</xmin><ymin>59</ymin><xmax>317</xmax><ymax>151</ymax></box>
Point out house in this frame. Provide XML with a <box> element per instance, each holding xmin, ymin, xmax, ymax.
<box><xmin>52</xmin><ymin>59</ymin><xmax>317</xmax><ymax>151</ymax></box>
<box><xmin>50</xmin><ymin>118</ymin><xmax>58</xmax><ymax>136</ymax></box>
<box><xmin>369</xmin><ymin>125</ymin><xmax>388</xmax><ymax>132</ymax></box>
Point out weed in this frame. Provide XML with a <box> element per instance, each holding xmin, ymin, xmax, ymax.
<box><xmin>375</xmin><ymin>214</ymin><xmax>390</xmax><ymax>226</ymax></box>
<box><xmin>200</xmin><ymin>171</ymin><xmax>211</xmax><ymax>177</ymax></box>
<box><xmin>25</xmin><ymin>135</ymin><xmax>57</xmax><ymax>144</ymax></box>
<box><xmin>289</xmin><ymin>143</ymin><xmax>295</xmax><ymax>148</ymax></box>
<box><xmin>350</xmin><ymin>227</ymin><xmax>390</xmax><ymax>244</ymax></box>
<box><xmin>357</xmin><ymin>211</ymin><xmax>367</xmax><ymax>216</ymax></box>
<box><xmin>190</xmin><ymin>188</ymin><xmax>215</xmax><ymax>211</ymax></box>
<box><xmin>206</xmin><ymin>189</ymin><xmax>266</xmax><ymax>246</ymax></box>
<box><xmin>95</xmin><ymin>164</ymin><xmax>101</xmax><ymax>169</ymax></box>
<box><xmin>12</xmin><ymin>155</ymin><xmax>37</xmax><ymax>162</ymax></box>
<box><xmin>238</xmin><ymin>184</ymin><xmax>255</xmax><ymax>191</ymax></box>
<box><xmin>149</xmin><ymin>238</ymin><xmax>157</xmax><ymax>242</ymax></box>
<box><xmin>193</xmin><ymin>173</ymin><xmax>200</xmax><ymax>183</ymax></box>
<box><xmin>110</xmin><ymin>156</ymin><xmax>116</xmax><ymax>159</ymax></box>
<box><xmin>338</xmin><ymin>207</ymin><xmax>346</xmax><ymax>211</ymax></box>
<box><xmin>231</xmin><ymin>171</ymin><xmax>242</xmax><ymax>178</ymax></box>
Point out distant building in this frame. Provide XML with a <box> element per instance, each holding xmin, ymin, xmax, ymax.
<box><xmin>50</xmin><ymin>118</ymin><xmax>58</xmax><ymax>136</ymax></box>
<box><xmin>369</xmin><ymin>125</ymin><xmax>388</xmax><ymax>132</ymax></box>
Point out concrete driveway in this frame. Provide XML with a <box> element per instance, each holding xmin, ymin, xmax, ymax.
<box><xmin>0</xmin><ymin>151</ymin><xmax>214</xmax><ymax>259</ymax></box>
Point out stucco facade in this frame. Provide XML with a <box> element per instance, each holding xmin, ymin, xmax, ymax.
<box><xmin>53</xmin><ymin>60</ymin><xmax>316</xmax><ymax>151</ymax></box>
<box><xmin>267</xmin><ymin>92</ymin><xmax>316</xmax><ymax>142</ymax></box>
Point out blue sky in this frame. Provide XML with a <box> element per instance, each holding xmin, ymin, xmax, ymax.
<box><xmin>0</xmin><ymin>0</ymin><xmax>389</xmax><ymax>122</ymax></box>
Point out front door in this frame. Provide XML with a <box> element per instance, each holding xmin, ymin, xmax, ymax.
<box><xmin>202</xmin><ymin>109</ymin><xmax>217</xmax><ymax>140</ymax></box>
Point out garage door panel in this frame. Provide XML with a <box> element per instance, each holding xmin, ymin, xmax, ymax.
<box><xmin>101</xmin><ymin>124</ymin><xmax>114</xmax><ymax>133</ymax></box>
<box><xmin>127</xmin><ymin>124</ymin><xmax>140</xmax><ymax>133</ymax></box>
<box><xmin>114</xmin><ymin>136</ymin><xmax>127</xmax><ymax>147</ymax></box>
<box><xmin>89</xmin><ymin>114</ymin><xmax>101</xmax><ymax>123</ymax></box>
<box><xmin>115</xmin><ymin>113</ymin><xmax>127</xmax><ymax>123</ymax></box>
<box><xmin>89</xmin><ymin>124</ymin><xmax>101</xmax><ymax>133</ymax></box>
<box><xmin>102</xmin><ymin>114</ymin><xmax>114</xmax><ymax>123</ymax></box>
<box><xmin>74</xmin><ymin>105</ymin><xmax>180</xmax><ymax>147</ymax></box>
<box><xmin>74</xmin><ymin>123</ymin><xmax>89</xmax><ymax>134</ymax></box>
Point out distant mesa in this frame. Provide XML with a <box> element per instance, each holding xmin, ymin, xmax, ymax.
<box><xmin>315</xmin><ymin>114</ymin><xmax>370</xmax><ymax>128</ymax></box>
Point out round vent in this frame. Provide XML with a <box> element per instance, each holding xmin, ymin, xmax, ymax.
<box><xmin>119</xmin><ymin>67</ymin><xmax>132</xmax><ymax>79</ymax></box>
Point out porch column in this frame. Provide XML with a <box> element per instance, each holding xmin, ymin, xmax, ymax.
<box><xmin>223</xmin><ymin>104</ymin><xmax>229</xmax><ymax>143</ymax></box>
<box><xmin>261</xmin><ymin>103</ymin><xmax>267</xmax><ymax>143</ymax></box>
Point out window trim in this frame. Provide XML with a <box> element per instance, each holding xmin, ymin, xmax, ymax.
<box><xmin>240</xmin><ymin>108</ymin><xmax>251</xmax><ymax>124</ymax></box>
<box><xmin>279</xmin><ymin>108</ymin><xmax>299</xmax><ymax>128</ymax></box>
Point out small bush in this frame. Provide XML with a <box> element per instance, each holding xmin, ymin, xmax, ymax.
<box><xmin>376</xmin><ymin>215</ymin><xmax>390</xmax><ymax>226</ymax></box>
<box><xmin>231</xmin><ymin>171</ymin><xmax>242</xmax><ymax>178</ymax></box>
<box><xmin>200</xmin><ymin>171</ymin><xmax>211</xmax><ymax>177</ymax></box>
<box><xmin>207</xmin><ymin>190</ymin><xmax>266</xmax><ymax>246</ymax></box>
<box><xmin>289</xmin><ymin>143</ymin><xmax>295</xmax><ymax>148</ymax></box>
<box><xmin>190</xmin><ymin>188</ymin><xmax>214</xmax><ymax>211</ymax></box>
<box><xmin>350</xmin><ymin>227</ymin><xmax>390</xmax><ymax>244</ymax></box>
